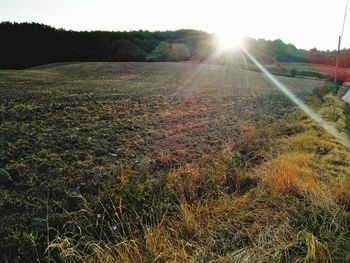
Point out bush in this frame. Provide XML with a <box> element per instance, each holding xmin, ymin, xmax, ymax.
<box><xmin>290</xmin><ymin>68</ymin><xmax>298</xmax><ymax>77</ymax></box>
<box><xmin>147</xmin><ymin>42</ymin><xmax>190</xmax><ymax>62</ymax></box>
<box><xmin>297</xmin><ymin>70</ymin><xmax>325</xmax><ymax>79</ymax></box>
<box><xmin>313</xmin><ymin>80</ymin><xmax>334</xmax><ymax>100</ymax></box>
<box><xmin>110</xmin><ymin>40</ymin><xmax>147</xmax><ymax>61</ymax></box>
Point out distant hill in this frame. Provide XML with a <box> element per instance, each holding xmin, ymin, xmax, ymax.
<box><xmin>1</xmin><ymin>22</ymin><xmax>350</xmax><ymax>69</ymax></box>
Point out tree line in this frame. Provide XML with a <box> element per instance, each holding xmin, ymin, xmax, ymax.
<box><xmin>0</xmin><ymin>22</ymin><xmax>214</xmax><ymax>69</ymax></box>
<box><xmin>0</xmin><ymin>22</ymin><xmax>349</xmax><ymax>69</ymax></box>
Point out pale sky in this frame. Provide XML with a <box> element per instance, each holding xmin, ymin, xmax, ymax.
<box><xmin>0</xmin><ymin>0</ymin><xmax>349</xmax><ymax>50</ymax></box>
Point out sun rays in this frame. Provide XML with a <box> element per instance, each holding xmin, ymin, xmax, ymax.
<box><xmin>181</xmin><ymin>36</ymin><xmax>350</xmax><ymax>150</ymax></box>
<box><xmin>216</xmin><ymin>32</ymin><xmax>243</xmax><ymax>52</ymax></box>
<box><xmin>241</xmin><ymin>46</ymin><xmax>350</xmax><ymax>150</ymax></box>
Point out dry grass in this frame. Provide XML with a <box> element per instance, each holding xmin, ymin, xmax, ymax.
<box><xmin>2</xmin><ymin>63</ymin><xmax>350</xmax><ymax>262</ymax></box>
<box><xmin>261</xmin><ymin>153</ymin><xmax>320</xmax><ymax>197</ymax></box>
<box><xmin>49</xmin><ymin>90</ymin><xmax>350</xmax><ymax>262</ymax></box>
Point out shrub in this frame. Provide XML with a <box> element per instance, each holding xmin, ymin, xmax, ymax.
<box><xmin>147</xmin><ymin>42</ymin><xmax>190</xmax><ymax>62</ymax></box>
<box><xmin>290</xmin><ymin>68</ymin><xmax>298</xmax><ymax>77</ymax></box>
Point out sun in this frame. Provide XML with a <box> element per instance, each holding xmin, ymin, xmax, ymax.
<box><xmin>216</xmin><ymin>31</ymin><xmax>243</xmax><ymax>52</ymax></box>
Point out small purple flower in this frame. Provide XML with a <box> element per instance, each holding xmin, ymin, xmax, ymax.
<box><xmin>111</xmin><ymin>225</ymin><xmax>119</xmax><ymax>233</ymax></box>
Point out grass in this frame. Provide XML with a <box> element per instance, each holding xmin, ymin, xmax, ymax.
<box><xmin>232</xmin><ymin>61</ymin><xmax>350</xmax><ymax>82</ymax></box>
<box><xmin>49</xmin><ymin>81</ymin><xmax>350</xmax><ymax>262</ymax></box>
<box><xmin>1</xmin><ymin>62</ymin><xmax>350</xmax><ymax>262</ymax></box>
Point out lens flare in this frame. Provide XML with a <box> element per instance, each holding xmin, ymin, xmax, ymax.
<box><xmin>241</xmin><ymin>46</ymin><xmax>350</xmax><ymax>150</ymax></box>
<box><xmin>216</xmin><ymin>32</ymin><xmax>243</xmax><ymax>51</ymax></box>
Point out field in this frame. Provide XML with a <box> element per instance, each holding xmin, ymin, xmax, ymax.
<box><xmin>266</xmin><ymin>62</ymin><xmax>350</xmax><ymax>82</ymax></box>
<box><xmin>231</xmin><ymin>61</ymin><xmax>350</xmax><ymax>82</ymax></box>
<box><xmin>1</xmin><ymin>62</ymin><xmax>322</xmax><ymax>164</ymax></box>
<box><xmin>1</xmin><ymin>62</ymin><xmax>350</xmax><ymax>262</ymax></box>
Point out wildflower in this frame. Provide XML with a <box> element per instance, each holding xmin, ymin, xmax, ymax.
<box><xmin>111</xmin><ymin>225</ymin><xmax>118</xmax><ymax>233</ymax></box>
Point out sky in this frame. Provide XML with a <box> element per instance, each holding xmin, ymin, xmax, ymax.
<box><xmin>0</xmin><ymin>0</ymin><xmax>349</xmax><ymax>51</ymax></box>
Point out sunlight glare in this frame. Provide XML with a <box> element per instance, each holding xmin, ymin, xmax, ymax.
<box><xmin>216</xmin><ymin>31</ymin><xmax>243</xmax><ymax>51</ymax></box>
<box><xmin>242</xmin><ymin>47</ymin><xmax>350</xmax><ymax>150</ymax></box>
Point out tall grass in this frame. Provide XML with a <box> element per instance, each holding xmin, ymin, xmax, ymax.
<box><xmin>49</xmin><ymin>88</ymin><xmax>350</xmax><ymax>262</ymax></box>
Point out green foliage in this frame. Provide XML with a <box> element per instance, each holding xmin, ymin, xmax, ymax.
<box><xmin>147</xmin><ymin>42</ymin><xmax>170</xmax><ymax>61</ymax></box>
<box><xmin>297</xmin><ymin>70</ymin><xmax>326</xmax><ymax>79</ymax></box>
<box><xmin>2</xmin><ymin>21</ymin><xmax>350</xmax><ymax>70</ymax></box>
<box><xmin>243</xmin><ymin>37</ymin><xmax>305</xmax><ymax>64</ymax></box>
<box><xmin>110</xmin><ymin>40</ymin><xmax>147</xmax><ymax>61</ymax></box>
<box><xmin>0</xmin><ymin>22</ymin><xmax>211</xmax><ymax>68</ymax></box>
<box><xmin>290</xmin><ymin>68</ymin><xmax>298</xmax><ymax>77</ymax></box>
<box><xmin>270</xmin><ymin>66</ymin><xmax>289</xmax><ymax>76</ymax></box>
<box><xmin>147</xmin><ymin>42</ymin><xmax>190</xmax><ymax>62</ymax></box>
<box><xmin>313</xmin><ymin>80</ymin><xmax>334</xmax><ymax>100</ymax></box>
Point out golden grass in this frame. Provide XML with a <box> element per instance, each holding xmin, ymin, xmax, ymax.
<box><xmin>261</xmin><ymin>153</ymin><xmax>320</xmax><ymax>197</ymax></box>
<box><xmin>50</xmin><ymin>92</ymin><xmax>350</xmax><ymax>262</ymax></box>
